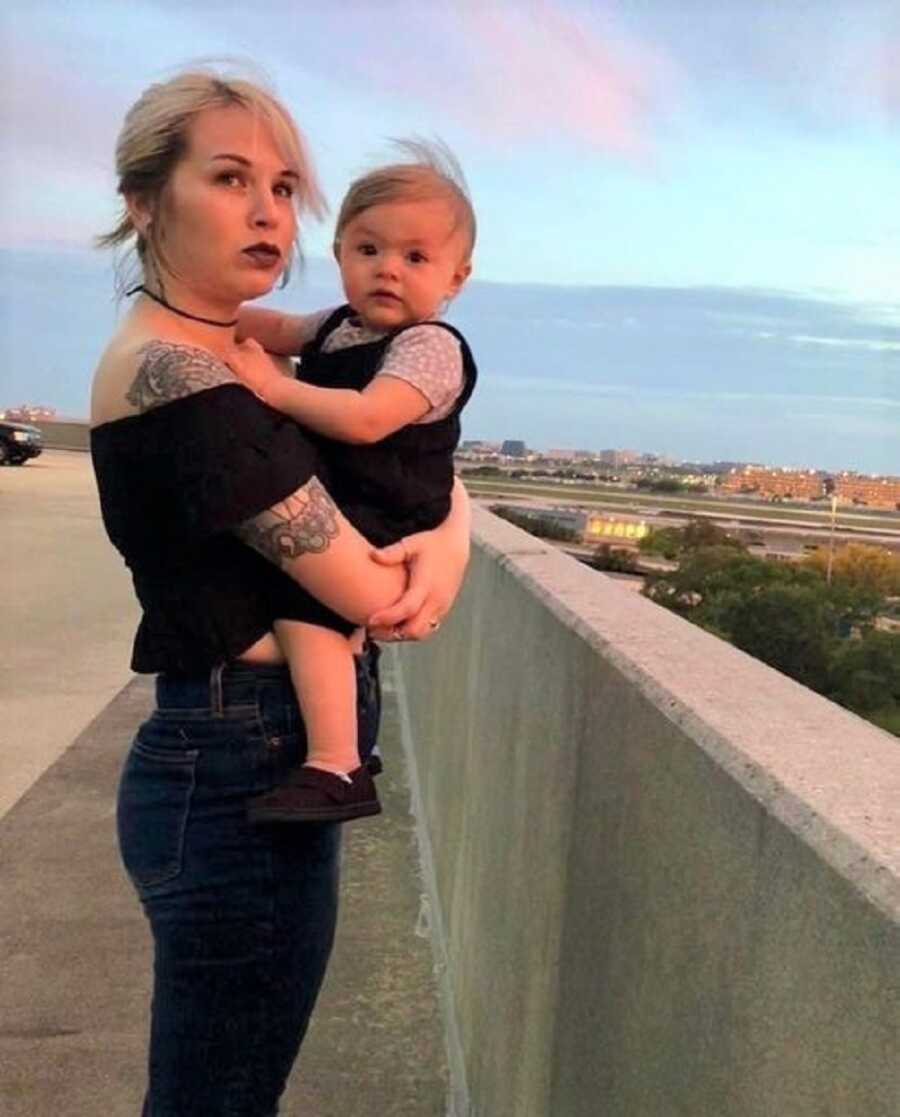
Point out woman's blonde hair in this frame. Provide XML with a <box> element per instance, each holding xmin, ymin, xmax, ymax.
<box><xmin>334</xmin><ymin>139</ymin><xmax>476</xmax><ymax>260</ymax></box>
<box><xmin>97</xmin><ymin>69</ymin><xmax>326</xmax><ymax>293</ymax></box>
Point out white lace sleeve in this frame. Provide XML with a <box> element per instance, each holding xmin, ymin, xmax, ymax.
<box><xmin>375</xmin><ymin>325</ymin><xmax>464</xmax><ymax>423</ymax></box>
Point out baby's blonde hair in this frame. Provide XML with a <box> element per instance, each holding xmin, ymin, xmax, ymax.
<box><xmin>334</xmin><ymin>139</ymin><xmax>476</xmax><ymax>260</ymax></box>
<box><xmin>97</xmin><ymin>68</ymin><xmax>326</xmax><ymax>293</ymax></box>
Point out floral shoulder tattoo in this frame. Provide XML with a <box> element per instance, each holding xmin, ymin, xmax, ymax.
<box><xmin>126</xmin><ymin>341</ymin><xmax>236</xmax><ymax>413</ymax></box>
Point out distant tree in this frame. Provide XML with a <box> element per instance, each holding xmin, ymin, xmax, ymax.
<box><xmin>461</xmin><ymin>465</ymin><xmax>502</xmax><ymax>477</ymax></box>
<box><xmin>680</xmin><ymin>519</ymin><xmax>746</xmax><ymax>552</ymax></box>
<box><xmin>490</xmin><ymin>505</ymin><xmax>580</xmax><ymax>543</ymax></box>
<box><xmin>583</xmin><ymin>545</ymin><xmax>639</xmax><ymax>574</ymax></box>
<box><xmin>828</xmin><ymin>630</ymin><xmax>900</xmax><ymax>714</ymax></box>
<box><xmin>643</xmin><ymin>545</ymin><xmax>771</xmax><ymax>615</ymax></box>
<box><xmin>728</xmin><ymin>583</ymin><xmax>834</xmax><ymax>693</ymax></box>
<box><xmin>638</xmin><ymin>526</ymin><xmax>684</xmax><ymax>560</ymax></box>
<box><xmin>639</xmin><ymin>519</ymin><xmax>744</xmax><ymax>561</ymax></box>
<box><xmin>635</xmin><ymin>477</ymin><xmax>684</xmax><ymax>493</ymax></box>
<box><xmin>529</xmin><ymin>517</ymin><xmax>580</xmax><ymax>543</ymax></box>
<box><xmin>639</xmin><ymin>536</ymin><xmax>899</xmax><ymax>737</ymax></box>
<box><xmin>822</xmin><ymin>581</ymin><xmax>885</xmax><ymax>634</ymax></box>
<box><xmin>803</xmin><ymin>543</ymin><xmax>900</xmax><ymax>596</ymax></box>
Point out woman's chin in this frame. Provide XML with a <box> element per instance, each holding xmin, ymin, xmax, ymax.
<box><xmin>234</xmin><ymin>273</ymin><xmax>283</xmax><ymax>303</ymax></box>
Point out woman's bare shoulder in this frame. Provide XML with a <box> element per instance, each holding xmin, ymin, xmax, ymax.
<box><xmin>92</xmin><ymin>332</ymin><xmax>239</xmax><ymax>425</ymax></box>
<box><xmin>122</xmin><ymin>338</ymin><xmax>239</xmax><ymax>413</ymax></box>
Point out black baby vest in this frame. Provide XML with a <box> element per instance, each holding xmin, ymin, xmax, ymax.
<box><xmin>298</xmin><ymin>305</ymin><xmax>478</xmax><ymax>547</ymax></box>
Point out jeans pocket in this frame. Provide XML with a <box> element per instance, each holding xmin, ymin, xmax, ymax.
<box><xmin>117</xmin><ymin>734</ymin><xmax>199</xmax><ymax>892</ymax></box>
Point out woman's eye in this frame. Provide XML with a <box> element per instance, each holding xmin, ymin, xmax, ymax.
<box><xmin>217</xmin><ymin>171</ymin><xmax>244</xmax><ymax>188</ymax></box>
<box><xmin>274</xmin><ymin>181</ymin><xmax>294</xmax><ymax>199</ymax></box>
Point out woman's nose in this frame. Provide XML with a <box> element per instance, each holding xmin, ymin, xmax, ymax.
<box><xmin>249</xmin><ymin>188</ymin><xmax>278</xmax><ymax>228</ymax></box>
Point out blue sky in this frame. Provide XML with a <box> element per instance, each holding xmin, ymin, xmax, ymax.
<box><xmin>2</xmin><ymin>1</ymin><xmax>899</xmax><ymax>472</ymax></box>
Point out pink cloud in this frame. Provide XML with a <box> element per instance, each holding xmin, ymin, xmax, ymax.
<box><xmin>874</xmin><ymin>37</ymin><xmax>900</xmax><ymax>117</ymax></box>
<box><xmin>461</xmin><ymin>3</ymin><xmax>676</xmax><ymax>160</ymax></box>
<box><xmin>2</xmin><ymin>45</ymin><xmax>121</xmax><ymax>248</ymax></box>
<box><xmin>695</xmin><ymin>8</ymin><xmax>900</xmax><ymax>130</ymax></box>
<box><xmin>330</xmin><ymin>2</ymin><xmax>678</xmax><ymax>165</ymax></box>
<box><xmin>5</xmin><ymin>38</ymin><xmax>123</xmax><ymax>169</ymax></box>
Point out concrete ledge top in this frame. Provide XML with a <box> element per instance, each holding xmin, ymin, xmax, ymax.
<box><xmin>472</xmin><ymin>505</ymin><xmax>900</xmax><ymax>917</ymax></box>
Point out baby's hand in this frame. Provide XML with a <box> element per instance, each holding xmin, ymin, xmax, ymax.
<box><xmin>227</xmin><ymin>338</ymin><xmax>281</xmax><ymax>401</ymax></box>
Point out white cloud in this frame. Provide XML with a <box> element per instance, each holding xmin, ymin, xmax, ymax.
<box><xmin>789</xmin><ymin>333</ymin><xmax>900</xmax><ymax>352</ymax></box>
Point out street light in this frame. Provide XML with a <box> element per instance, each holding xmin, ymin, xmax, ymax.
<box><xmin>824</xmin><ymin>477</ymin><xmax>837</xmax><ymax>585</ymax></box>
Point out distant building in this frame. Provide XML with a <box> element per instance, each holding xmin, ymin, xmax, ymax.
<box><xmin>599</xmin><ymin>449</ymin><xmax>640</xmax><ymax>468</ymax></box>
<box><xmin>584</xmin><ymin>513</ymin><xmax>650</xmax><ymax>545</ymax></box>
<box><xmin>834</xmin><ymin>473</ymin><xmax>900</xmax><ymax>509</ymax></box>
<box><xmin>500</xmin><ymin>440</ymin><xmax>527</xmax><ymax>458</ymax></box>
<box><xmin>720</xmin><ymin>467</ymin><xmax>900</xmax><ymax>507</ymax></box>
<box><xmin>719</xmin><ymin>467</ymin><xmax>824</xmax><ymax>501</ymax></box>
<box><xmin>1</xmin><ymin>404</ymin><xmax>57</xmax><ymax>423</ymax></box>
<box><xmin>498</xmin><ymin>504</ymin><xmax>585</xmax><ymax>535</ymax></box>
<box><xmin>459</xmin><ymin>440</ymin><xmax>500</xmax><ymax>455</ymax></box>
<box><xmin>543</xmin><ymin>448</ymin><xmax>594</xmax><ymax>462</ymax></box>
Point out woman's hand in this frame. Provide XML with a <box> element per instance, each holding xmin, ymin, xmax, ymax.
<box><xmin>367</xmin><ymin>480</ymin><xmax>471</xmax><ymax>642</ymax></box>
<box><xmin>227</xmin><ymin>337</ymin><xmax>283</xmax><ymax>401</ymax></box>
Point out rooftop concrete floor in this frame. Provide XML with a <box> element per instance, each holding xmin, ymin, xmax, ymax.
<box><xmin>0</xmin><ymin>452</ymin><xmax>448</xmax><ymax>1116</ymax></box>
<box><xmin>0</xmin><ymin>450</ymin><xmax>139</xmax><ymax>818</ymax></box>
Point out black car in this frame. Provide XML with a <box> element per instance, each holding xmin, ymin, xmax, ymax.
<box><xmin>0</xmin><ymin>419</ymin><xmax>43</xmax><ymax>465</ymax></box>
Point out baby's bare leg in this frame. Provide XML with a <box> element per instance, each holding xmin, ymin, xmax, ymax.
<box><xmin>245</xmin><ymin>623</ymin><xmax>379</xmax><ymax>825</ymax></box>
<box><xmin>275</xmin><ymin>620</ymin><xmax>360</xmax><ymax>775</ymax></box>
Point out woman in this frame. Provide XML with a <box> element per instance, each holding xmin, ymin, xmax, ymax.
<box><xmin>90</xmin><ymin>70</ymin><xmax>470</xmax><ymax>1114</ymax></box>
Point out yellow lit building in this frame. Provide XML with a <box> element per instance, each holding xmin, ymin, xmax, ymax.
<box><xmin>584</xmin><ymin>515</ymin><xmax>650</xmax><ymax>544</ymax></box>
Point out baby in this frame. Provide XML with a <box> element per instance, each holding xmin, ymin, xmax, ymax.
<box><xmin>234</xmin><ymin>144</ymin><xmax>477</xmax><ymax>824</ymax></box>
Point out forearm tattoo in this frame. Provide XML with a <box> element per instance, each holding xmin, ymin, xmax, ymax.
<box><xmin>127</xmin><ymin>341</ymin><xmax>236</xmax><ymax>412</ymax></box>
<box><xmin>236</xmin><ymin>477</ymin><xmax>340</xmax><ymax>565</ymax></box>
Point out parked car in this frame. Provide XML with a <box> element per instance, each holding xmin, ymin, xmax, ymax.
<box><xmin>0</xmin><ymin>419</ymin><xmax>43</xmax><ymax>465</ymax></box>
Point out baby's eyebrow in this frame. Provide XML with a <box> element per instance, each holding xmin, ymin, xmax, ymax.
<box><xmin>353</xmin><ymin>225</ymin><xmax>432</xmax><ymax>249</ymax></box>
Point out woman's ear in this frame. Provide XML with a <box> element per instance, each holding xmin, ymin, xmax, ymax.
<box><xmin>125</xmin><ymin>192</ymin><xmax>155</xmax><ymax>238</ymax></box>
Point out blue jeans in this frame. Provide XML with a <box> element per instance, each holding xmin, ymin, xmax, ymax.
<box><xmin>118</xmin><ymin>645</ymin><xmax>381</xmax><ymax>1116</ymax></box>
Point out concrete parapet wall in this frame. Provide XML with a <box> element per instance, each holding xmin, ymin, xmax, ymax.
<box><xmin>33</xmin><ymin>419</ymin><xmax>90</xmax><ymax>451</ymax></box>
<box><xmin>396</xmin><ymin>506</ymin><xmax>900</xmax><ymax>1117</ymax></box>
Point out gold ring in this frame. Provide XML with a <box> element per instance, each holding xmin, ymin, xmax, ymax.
<box><xmin>392</xmin><ymin>627</ymin><xmax>405</xmax><ymax>641</ymax></box>
<box><xmin>428</xmin><ymin>619</ymin><xmax>441</xmax><ymax>630</ymax></box>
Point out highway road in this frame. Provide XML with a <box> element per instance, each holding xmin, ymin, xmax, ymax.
<box><xmin>462</xmin><ymin>476</ymin><xmax>900</xmax><ymax>536</ymax></box>
<box><xmin>0</xmin><ymin>450</ymin><xmax>139</xmax><ymax>817</ymax></box>
<box><xmin>466</xmin><ymin>481</ymin><xmax>900</xmax><ymax>553</ymax></box>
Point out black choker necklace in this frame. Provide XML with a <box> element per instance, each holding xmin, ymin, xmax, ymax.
<box><xmin>126</xmin><ymin>285</ymin><xmax>238</xmax><ymax>328</ymax></box>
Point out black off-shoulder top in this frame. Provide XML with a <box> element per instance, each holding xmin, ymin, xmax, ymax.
<box><xmin>90</xmin><ymin>384</ymin><xmax>350</xmax><ymax>674</ymax></box>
